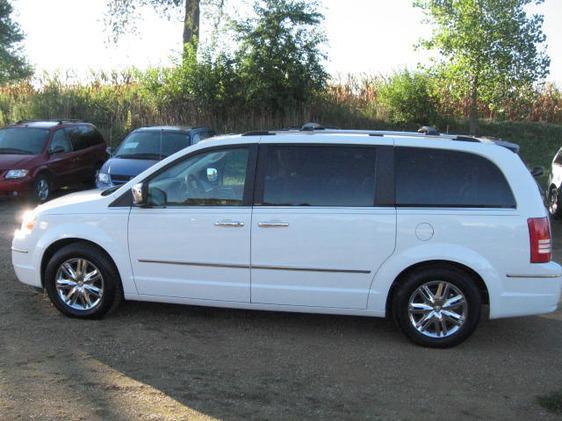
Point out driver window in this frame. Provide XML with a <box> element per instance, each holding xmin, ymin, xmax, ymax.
<box><xmin>147</xmin><ymin>148</ymin><xmax>249</xmax><ymax>207</ymax></box>
<box><xmin>49</xmin><ymin>130</ymin><xmax>72</xmax><ymax>153</ymax></box>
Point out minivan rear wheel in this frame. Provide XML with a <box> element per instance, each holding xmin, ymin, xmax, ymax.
<box><xmin>393</xmin><ymin>266</ymin><xmax>481</xmax><ymax>348</ymax></box>
<box><xmin>45</xmin><ymin>242</ymin><xmax>122</xmax><ymax>319</ymax></box>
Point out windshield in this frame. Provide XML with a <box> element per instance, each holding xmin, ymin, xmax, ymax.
<box><xmin>0</xmin><ymin>128</ymin><xmax>50</xmax><ymax>155</ymax></box>
<box><xmin>114</xmin><ymin>131</ymin><xmax>189</xmax><ymax>160</ymax></box>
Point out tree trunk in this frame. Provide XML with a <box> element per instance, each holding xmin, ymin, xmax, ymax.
<box><xmin>183</xmin><ymin>0</ymin><xmax>200</xmax><ymax>47</ymax></box>
<box><xmin>468</xmin><ymin>74</ymin><xmax>479</xmax><ymax>135</ymax></box>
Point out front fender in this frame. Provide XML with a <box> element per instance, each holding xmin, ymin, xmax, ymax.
<box><xmin>367</xmin><ymin>243</ymin><xmax>501</xmax><ymax>317</ymax></box>
<box><xmin>31</xmin><ymin>212</ymin><xmax>138</xmax><ymax>297</ymax></box>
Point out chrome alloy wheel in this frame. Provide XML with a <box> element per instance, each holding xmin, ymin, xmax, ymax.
<box><xmin>36</xmin><ymin>178</ymin><xmax>49</xmax><ymax>201</ymax></box>
<box><xmin>408</xmin><ymin>280</ymin><xmax>468</xmax><ymax>339</ymax></box>
<box><xmin>55</xmin><ymin>258</ymin><xmax>104</xmax><ymax>311</ymax></box>
<box><xmin>549</xmin><ymin>187</ymin><xmax>559</xmax><ymax>215</ymax></box>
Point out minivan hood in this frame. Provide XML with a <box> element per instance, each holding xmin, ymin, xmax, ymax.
<box><xmin>34</xmin><ymin>189</ymin><xmax>108</xmax><ymax>216</ymax></box>
<box><xmin>101</xmin><ymin>157</ymin><xmax>159</xmax><ymax>177</ymax></box>
<box><xmin>0</xmin><ymin>154</ymin><xmax>36</xmax><ymax>170</ymax></box>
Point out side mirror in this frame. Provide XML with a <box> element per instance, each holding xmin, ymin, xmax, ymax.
<box><xmin>49</xmin><ymin>145</ymin><xmax>65</xmax><ymax>155</ymax></box>
<box><xmin>106</xmin><ymin>146</ymin><xmax>114</xmax><ymax>157</ymax></box>
<box><xmin>531</xmin><ymin>166</ymin><xmax>545</xmax><ymax>178</ymax></box>
<box><xmin>207</xmin><ymin>167</ymin><xmax>218</xmax><ymax>182</ymax></box>
<box><xmin>132</xmin><ymin>182</ymin><xmax>146</xmax><ymax>206</ymax></box>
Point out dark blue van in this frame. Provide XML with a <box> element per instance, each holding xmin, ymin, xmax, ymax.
<box><xmin>96</xmin><ymin>126</ymin><xmax>215</xmax><ymax>189</ymax></box>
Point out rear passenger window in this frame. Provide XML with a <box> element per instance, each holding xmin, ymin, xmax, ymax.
<box><xmin>65</xmin><ymin>126</ymin><xmax>104</xmax><ymax>151</ymax></box>
<box><xmin>395</xmin><ymin>147</ymin><xmax>516</xmax><ymax>208</ymax></box>
<box><xmin>261</xmin><ymin>146</ymin><xmax>377</xmax><ymax>207</ymax></box>
<box><xmin>49</xmin><ymin>129</ymin><xmax>72</xmax><ymax>153</ymax></box>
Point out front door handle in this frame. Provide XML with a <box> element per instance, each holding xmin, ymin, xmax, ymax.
<box><xmin>215</xmin><ymin>220</ymin><xmax>245</xmax><ymax>227</ymax></box>
<box><xmin>258</xmin><ymin>221</ymin><xmax>289</xmax><ymax>228</ymax></box>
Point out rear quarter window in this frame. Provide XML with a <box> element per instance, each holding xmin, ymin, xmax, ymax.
<box><xmin>395</xmin><ymin>147</ymin><xmax>516</xmax><ymax>208</ymax></box>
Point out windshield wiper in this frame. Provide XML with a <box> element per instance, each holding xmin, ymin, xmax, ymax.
<box><xmin>0</xmin><ymin>147</ymin><xmax>32</xmax><ymax>155</ymax></box>
<box><xmin>115</xmin><ymin>153</ymin><xmax>162</xmax><ymax>160</ymax></box>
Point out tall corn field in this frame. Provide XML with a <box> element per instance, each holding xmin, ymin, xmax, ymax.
<box><xmin>0</xmin><ymin>71</ymin><xmax>561</xmax><ymax>156</ymax></box>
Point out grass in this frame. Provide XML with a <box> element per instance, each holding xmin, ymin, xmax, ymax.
<box><xmin>537</xmin><ymin>390</ymin><xmax>562</xmax><ymax>414</ymax></box>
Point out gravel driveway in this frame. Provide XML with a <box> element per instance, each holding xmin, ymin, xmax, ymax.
<box><xmin>1</xmin><ymin>196</ymin><xmax>561</xmax><ymax>420</ymax></box>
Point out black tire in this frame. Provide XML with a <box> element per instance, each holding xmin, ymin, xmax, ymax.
<box><xmin>548</xmin><ymin>186</ymin><xmax>562</xmax><ymax>219</ymax></box>
<box><xmin>33</xmin><ymin>174</ymin><xmax>51</xmax><ymax>203</ymax></box>
<box><xmin>392</xmin><ymin>266</ymin><xmax>481</xmax><ymax>348</ymax></box>
<box><xmin>87</xmin><ymin>162</ymin><xmax>103</xmax><ymax>187</ymax></box>
<box><xmin>44</xmin><ymin>242</ymin><xmax>122</xmax><ymax>319</ymax></box>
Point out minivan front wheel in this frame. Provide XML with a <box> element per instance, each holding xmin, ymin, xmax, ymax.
<box><xmin>34</xmin><ymin>175</ymin><xmax>51</xmax><ymax>203</ymax></box>
<box><xmin>393</xmin><ymin>267</ymin><xmax>481</xmax><ymax>348</ymax></box>
<box><xmin>45</xmin><ymin>242</ymin><xmax>122</xmax><ymax>318</ymax></box>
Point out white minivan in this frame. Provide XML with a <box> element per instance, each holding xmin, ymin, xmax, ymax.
<box><xmin>12</xmin><ymin>130</ymin><xmax>562</xmax><ymax>347</ymax></box>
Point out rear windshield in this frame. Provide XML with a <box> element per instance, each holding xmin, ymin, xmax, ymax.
<box><xmin>114</xmin><ymin>131</ymin><xmax>189</xmax><ymax>160</ymax></box>
<box><xmin>395</xmin><ymin>147</ymin><xmax>516</xmax><ymax>208</ymax></box>
<box><xmin>0</xmin><ymin>128</ymin><xmax>50</xmax><ymax>155</ymax></box>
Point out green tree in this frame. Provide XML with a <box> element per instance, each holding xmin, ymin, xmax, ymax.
<box><xmin>414</xmin><ymin>0</ymin><xmax>550</xmax><ymax>134</ymax></box>
<box><xmin>0</xmin><ymin>0</ymin><xmax>32</xmax><ymax>84</ymax></box>
<box><xmin>234</xmin><ymin>0</ymin><xmax>327</xmax><ymax>113</ymax></box>
<box><xmin>105</xmin><ymin>0</ymin><xmax>224</xmax><ymax>49</ymax></box>
<box><xmin>378</xmin><ymin>70</ymin><xmax>438</xmax><ymax>126</ymax></box>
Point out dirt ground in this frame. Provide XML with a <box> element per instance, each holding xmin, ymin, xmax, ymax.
<box><xmin>1</xmin><ymin>196</ymin><xmax>562</xmax><ymax>420</ymax></box>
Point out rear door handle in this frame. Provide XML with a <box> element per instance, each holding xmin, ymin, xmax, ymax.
<box><xmin>215</xmin><ymin>220</ymin><xmax>245</xmax><ymax>227</ymax></box>
<box><xmin>258</xmin><ymin>222</ymin><xmax>289</xmax><ymax>228</ymax></box>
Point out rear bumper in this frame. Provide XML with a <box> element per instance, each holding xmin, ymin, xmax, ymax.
<box><xmin>491</xmin><ymin>263</ymin><xmax>562</xmax><ymax>319</ymax></box>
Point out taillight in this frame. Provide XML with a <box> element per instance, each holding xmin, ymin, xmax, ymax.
<box><xmin>528</xmin><ymin>217</ymin><xmax>552</xmax><ymax>263</ymax></box>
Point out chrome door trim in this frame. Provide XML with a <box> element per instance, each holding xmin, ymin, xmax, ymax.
<box><xmin>138</xmin><ymin>259</ymin><xmax>370</xmax><ymax>274</ymax></box>
<box><xmin>138</xmin><ymin>259</ymin><xmax>249</xmax><ymax>269</ymax></box>
<box><xmin>252</xmin><ymin>265</ymin><xmax>371</xmax><ymax>274</ymax></box>
<box><xmin>506</xmin><ymin>273</ymin><xmax>561</xmax><ymax>279</ymax></box>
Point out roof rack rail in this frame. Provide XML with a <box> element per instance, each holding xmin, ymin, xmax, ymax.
<box><xmin>301</xmin><ymin>122</ymin><xmax>325</xmax><ymax>131</ymax></box>
<box><xmin>58</xmin><ymin>119</ymin><xmax>84</xmax><ymax>123</ymax></box>
<box><xmin>418</xmin><ymin>126</ymin><xmax>440</xmax><ymax>135</ymax></box>
<box><xmin>301</xmin><ymin>122</ymin><xmax>340</xmax><ymax>131</ymax></box>
<box><xmin>453</xmin><ymin>135</ymin><xmax>480</xmax><ymax>143</ymax></box>
<box><xmin>14</xmin><ymin>118</ymin><xmax>84</xmax><ymax>125</ymax></box>
<box><xmin>242</xmin><ymin>131</ymin><xmax>276</xmax><ymax>137</ymax></box>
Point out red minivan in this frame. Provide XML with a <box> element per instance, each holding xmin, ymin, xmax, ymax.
<box><xmin>0</xmin><ymin>120</ymin><xmax>108</xmax><ymax>202</ymax></box>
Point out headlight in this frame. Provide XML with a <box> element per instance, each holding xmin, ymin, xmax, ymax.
<box><xmin>5</xmin><ymin>169</ymin><xmax>29</xmax><ymax>179</ymax></box>
<box><xmin>20</xmin><ymin>210</ymin><xmax>36</xmax><ymax>232</ymax></box>
<box><xmin>97</xmin><ymin>172</ymin><xmax>110</xmax><ymax>184</ymax></box>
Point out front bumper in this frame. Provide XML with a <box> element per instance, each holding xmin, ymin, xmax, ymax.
<box><xmin>0</xmin><ymin>178</ymin><xmax>33</xmax><ymax>197</ymax></box>
<box><xmin>12</xmin><ymin>246</ymin><xmax>39</xmax><ymax>287</ymax></box>
<box><xmin>12</xmin><ymin>225</ymin><xmax>42</xmax><ymax>288</ymax></box>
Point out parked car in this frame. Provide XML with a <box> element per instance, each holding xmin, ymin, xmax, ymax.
<box><xmin>0</xmin><ymin>120</ymin><xmax>107</xmax><ymax>202</ymax></box>
<box><xmin>96</xmin><ymin>126</ymin><xmax>215</xmax><ymax>189</ymax></box>
<box><xmin>547</xmin><ymin>146</ymin><xmax>562</xmax><ymax>218</ymax></box>
<box><xmin>12</xmin><ymin>130</ymin><xmax>561</xmax><ymax>347</ymax></box>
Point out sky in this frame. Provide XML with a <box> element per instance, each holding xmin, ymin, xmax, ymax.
<box><xmin>11</xmin><ymin>0</ymin><xmax>562</xmax><ymax>86</ymax></box>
